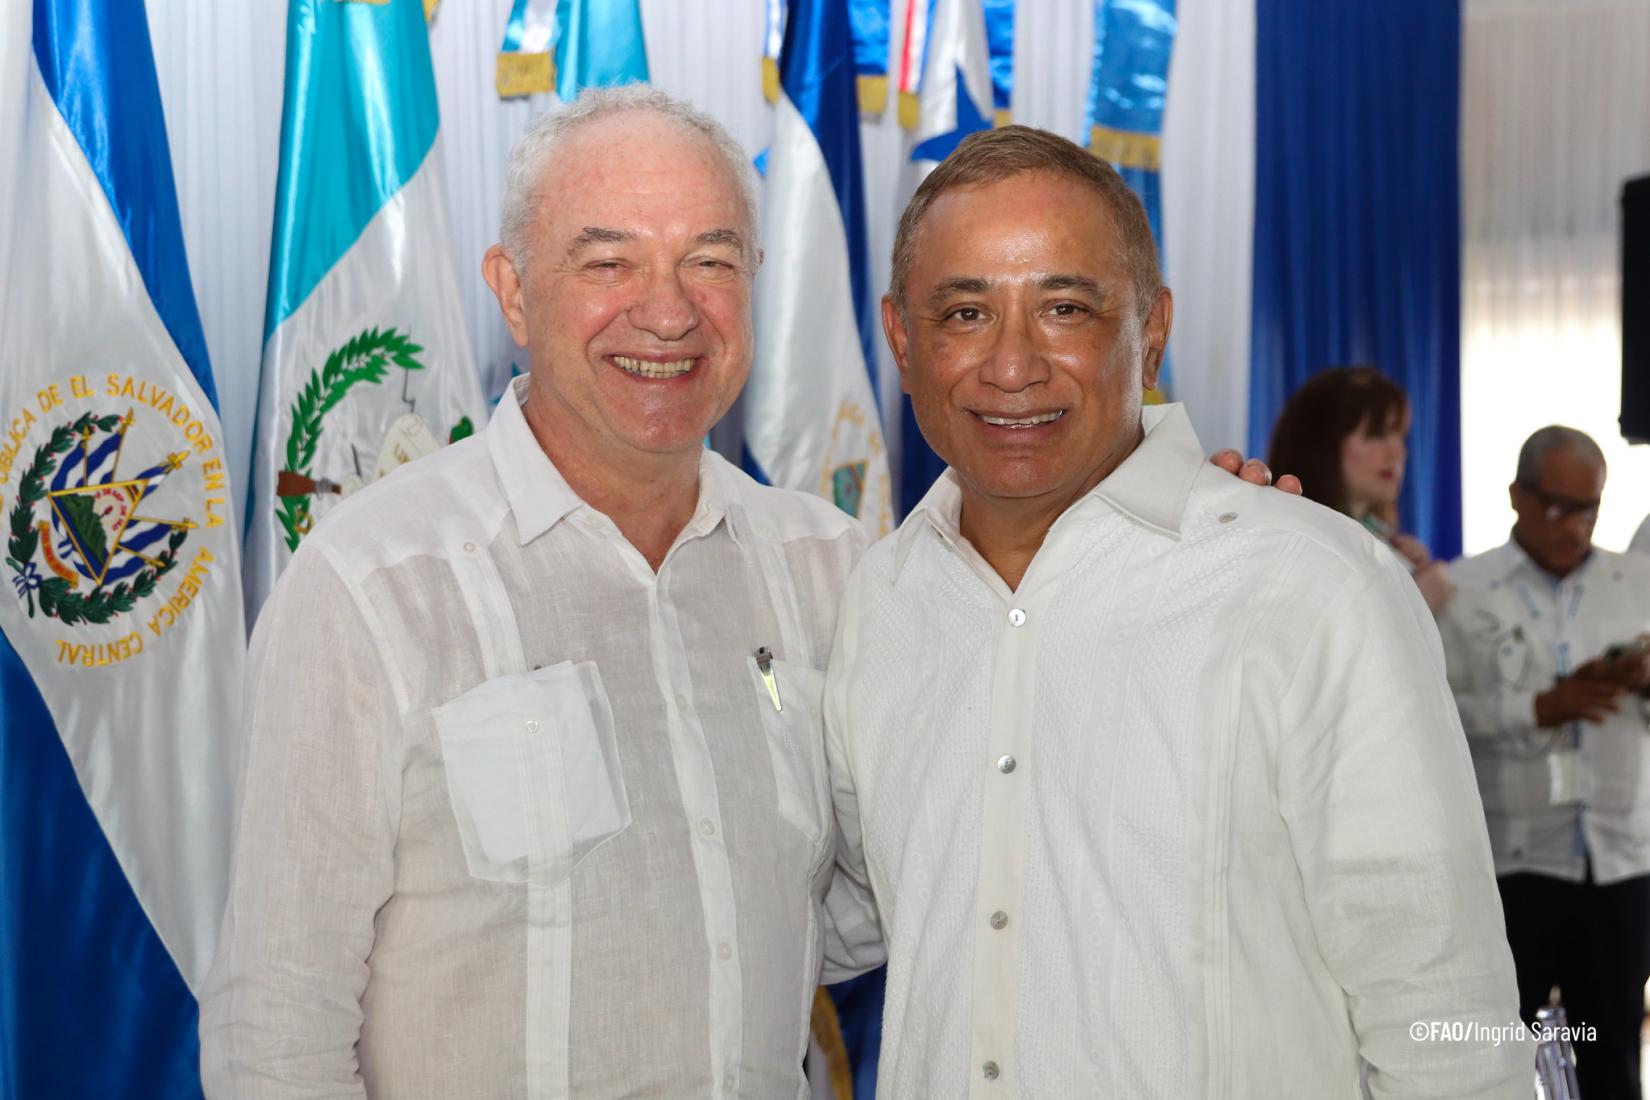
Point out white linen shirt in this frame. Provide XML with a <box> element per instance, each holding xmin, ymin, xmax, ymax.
<box><xmin>201</xmin><ymin>378</ymin><xmax>867</xmax><ymax>1099</ymax></box>
<box><xmin>1439</xmin><ymin>540</ymin><xmax>1650</xmax><ymax>884</ymax></box>
<box><xmin>824</xmin><ymin>405</ymin><xmax>1528</xmax><ymax>1099</ymax></box>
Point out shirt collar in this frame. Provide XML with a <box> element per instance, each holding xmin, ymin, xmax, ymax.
<box><xmin>488</xmin><ymin>376</ymin><xmax>584</xmax><ymax>545</ymax></box>
<box><xmin>1496</xmin><ymin>534</ymin><xmax>1596</xmax><ymax>587</ymax></box>
<box><xmin>487</xmin><ymin>375</ymin><xmax>736</xmax><ymax>548</ymax></box>
<box><xmin>893</xmin><ymin>402</ymin><xmax>1205</xmax><ymax>577</ymax></box>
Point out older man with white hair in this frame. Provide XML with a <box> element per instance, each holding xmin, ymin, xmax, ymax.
<box><xmin>200</xmin><ymin>86</ymin><xmax>878</xmax><ymax>1099</ymax></box>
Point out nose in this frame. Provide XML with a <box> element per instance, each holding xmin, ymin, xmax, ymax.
<box><xmin>628</xmin><ymin>266</ymin><xmax>698</xmax><ymax>341</ymax></box>
<box><xmin>976</xmin><ymin>310</ymin><xmax>1049</xmax><ymax>393</ymax></box>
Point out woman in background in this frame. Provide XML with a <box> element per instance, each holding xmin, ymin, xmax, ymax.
<box><xmin>1267</xmin><ymin>365</ymin><xmax>1455</xmax><ymax>612</ymax></box>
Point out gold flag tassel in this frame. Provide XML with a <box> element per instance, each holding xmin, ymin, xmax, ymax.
<box><xmin>1089</xmin><ymin>125</ymin><xmax>1162</xmax><ymax>172</ymax></box>
<box><xmin>497</xmin><ymin>51</ymin><xmax>555</xmax><ymax>99</ymax></box>
<box><xmin>762</xmin><ymin>55</ymin><xmax>781</xmax><ymax>104</ymax></box>
<box><xmin>898</xmin><ymin>89</ymin><xmax>920</xmax><ymax>130</ymax></box>
<box><xmin>857</xmin><ymin>74</ymin><xmax>888</xmax><ymax>116</ymax></box>
<box><xmin>809</xmin><ymin>988</ymin><xmax>855</xmax><ymax>1100</ymax></box>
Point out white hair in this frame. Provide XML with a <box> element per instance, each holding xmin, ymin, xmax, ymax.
<box><xmin>498</xmin><ymin>85</ymin><xmax>759</xmax><ymax>277</ymax></box>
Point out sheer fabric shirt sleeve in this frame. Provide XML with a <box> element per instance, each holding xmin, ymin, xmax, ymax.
<box><xmin>200</xmin><ymin>545</ymin><xmax>401</xmax><ymax>1098</ymax></box>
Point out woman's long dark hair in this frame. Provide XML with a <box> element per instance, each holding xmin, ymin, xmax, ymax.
<box><xmin>1266</xmin><ymin>366</ymin><xmax>1409</xmax><ymax>518</ymax></box>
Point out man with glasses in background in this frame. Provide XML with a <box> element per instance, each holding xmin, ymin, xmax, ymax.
<box><xmin>1440</xmin><ymin>424</ymin><xmax>1650</xmax><ymax>1099</ymax></box>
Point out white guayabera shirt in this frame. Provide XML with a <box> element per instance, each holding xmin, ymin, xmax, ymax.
<box><xmin>201</xmin><ymin>377</ymin><xmax>872</xmax><ymax>1099</ymax></box>
<box><xmin>824</xmin><ymin>405</ymin><xmax>1531</xmax><ymax>1099</ymax></box>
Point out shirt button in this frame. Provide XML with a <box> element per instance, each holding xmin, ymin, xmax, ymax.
<box><xmin>698</xmin><ymin>818</ymin><xmax>716</xmax><ymax>836</ymax></box>
<box><xmin>675</xmin><ymin>693</ymin><xmax>688</xmax><ymax>709</ymax></box>
<box><xmin>723</xmin><ymin>1072</ymin><xmax>736</xmax><ymax>1090</ymax></box>
<box><xmin>462</xmin><ymin>541</ymin><xmax>476</xmax><ymax>552</ymax></box>
<box><xmin>982</xmin><ymin>1060</ymin><xmax>1000</xmax><ymax>1080</ymax></box>
<box><xmin>525</xmin><ymin>719</ymin><xmax>540</xmax><ymax>734</ymax></box>
<box><xmin>989</xmin><ymin>910</ymin><xmax>1008</xmax><ymax>930</ymax></box>
<box><xmin>996</xmin><ymin>754</ymin><xmax>1016</xmax><ymax>774</ymax></box>
<box><xmin>1007</xmin><ymin>608</ymin><xmax>1027</xmax><ymax>627</ymax></box>
<box><xmin>717</xmin><ymin>942</ymin><xmax>732</xmax><ymax>960</ymax></box>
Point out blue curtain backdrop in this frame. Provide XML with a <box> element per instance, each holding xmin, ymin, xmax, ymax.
<box><xmin>1248</xmin><ymin>0</ymin><xmax>1463</xmax><ymax>557</ymax></box>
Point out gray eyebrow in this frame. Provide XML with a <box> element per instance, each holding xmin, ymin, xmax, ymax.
<box><xmin>566</xmin><ymin>227</ymin><xmax>635</xmax><ymax>258</ymax></box>
<box><xmin>695</xmin><ymin>228</ymin><xmax>745</xmax><ymax>250</ymax></box>
<box><xmin>565</xmin><ymin>226</ymin><xmax>746</xmax><ymax>259</ymax></box>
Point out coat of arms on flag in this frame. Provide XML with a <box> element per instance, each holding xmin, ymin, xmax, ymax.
<box><xmin>3</xmin><ymin>376</ymin><xmax>230</xmax><ymax>660</ymax></box>
<box><xmin>271</xmin><ymin>326</ymin><xmax>474</xmax><ymax>550</ymax></box>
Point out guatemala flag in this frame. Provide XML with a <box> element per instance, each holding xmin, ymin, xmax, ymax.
<box><xmin>746</xmin><ymin>0</ymin><xmax>893</xmax><ymax>537</ymax></box>
<box><xmin>243</xmin><ymin>0</ymin><xmax>484</xmax><ymax>623</ymax></box>
<box><xmin>0</xmin><ymin>0</ymin><xmax>245</xmax><ymax>1094</ymax></box>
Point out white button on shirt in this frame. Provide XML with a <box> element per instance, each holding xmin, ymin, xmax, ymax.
<box><xmin>1439</xmin><ymin>540</ymin><xmax>1650</xmax><ymax>883</ymax></box>
<box><xmin>824</xmin><ymin>405</ymin><xmax>1528</xmax><ymax>1098</ymax></box>
<box><xmin>202</xmin><ymin>378</ymin><xmax>868</xmax><ymax>1099</ymax></box>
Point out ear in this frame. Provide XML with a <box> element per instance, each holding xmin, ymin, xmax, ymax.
<box><xmin>1140</xmin><ymin>286</ymin><xmax>1173</xmax><ymax>393</ymax></box>
<box><xmin>882</xmin><ymin>294</ymin><xmax>913</xmax><ymax>394</ymax></box>
<box><xmin>1507</xmin><ymin>481</ymin><xmax>1520</xmax><ymax>512</ymax></box>
<box><xmin>482</xmin><ymin>244</ymin><xmax>530</xmax><ymax>348</ymax></box>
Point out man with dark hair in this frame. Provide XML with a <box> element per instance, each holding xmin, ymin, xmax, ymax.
<box><xmin>1441</xmin><ymin>425</ymin><xmax>1650</xmax><ymax>1099</ymax></box>
<box><xmin>824</xmin><ymin>126</ymin><xmax>1527</xmax><ymax>1097</ymax></box>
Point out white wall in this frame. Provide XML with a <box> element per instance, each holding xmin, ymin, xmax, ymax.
<box><xmin>1461</xmin><ymin>0</ymin><xmax>1650</xmax><ymax>554</ymax></box>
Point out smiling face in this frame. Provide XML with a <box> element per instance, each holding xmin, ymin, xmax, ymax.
<box><xmin>1339</xmin><ymin>406</ymin><xmax>1409</xmax><ymax>518</ymax></box>
<box><xmin>484</xmin><ymin>111</ymin><xmax>756</xmax><ymax>470</ymax></box>
<box><xmin>884</xmin><ymin>169</ymin><xmax>1172</xmax><ymax>515</ymax></box>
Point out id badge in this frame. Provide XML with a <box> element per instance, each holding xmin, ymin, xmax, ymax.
<box><xmin>1547</xmin><ymin>750</ymin><xmax>1580</xmax><ymax>805</ymax></box>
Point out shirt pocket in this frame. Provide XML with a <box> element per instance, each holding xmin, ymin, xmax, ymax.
<box><xmin>746</xmin><ymin>655</ymin><xmax>830</xmax><ymax>849</ymax></box>
<box><xmin>433</xmin><ymin>660</ymin><xmax>630</xmax><ymax>885</ymax></box>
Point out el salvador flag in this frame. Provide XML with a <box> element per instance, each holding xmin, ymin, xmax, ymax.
<box><xmin>0</xmin><ymin>0</ymin><xmax>245</xmax><ymax>1094</ymax></box>
<box><xmin>746</xmin><ymin>0</ymin><xmax>894</xmax><ymax>538</ymax></box>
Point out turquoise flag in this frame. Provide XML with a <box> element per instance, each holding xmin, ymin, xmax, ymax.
<box><xmin>556</xmin><ymin>0</ymin><xmax>648</xmax><ymax>99</ymax></box>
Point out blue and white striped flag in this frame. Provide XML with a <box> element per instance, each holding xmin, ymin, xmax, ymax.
<box><xmin>244</xmin><ymin>0</ymin><xmax>484</xmax><ymax>621</ymax></box>
<box><xmin>0</xmin><ymin>0</ymin><xmax>244</xmax><ymax>1092</ymax></box>
<box><xmin>907</xmin><ymin>0</ymin><xmax>993</xmax><ymax>161</ymax></box>
<box><xmin>896</xmin><ymin>0</ymin><xmax>993</xmax><ymax>511</ymax></box>
<box><xmin>746</xmin><ymin>0</ymin><xmax>893</xmax><ymax>537</ymax></box>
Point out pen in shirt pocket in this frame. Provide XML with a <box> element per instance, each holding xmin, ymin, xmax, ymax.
<box><xmin>755</xmin><ymin>646</ymin><xmax>782</xmax><ymax>712</ymax></box>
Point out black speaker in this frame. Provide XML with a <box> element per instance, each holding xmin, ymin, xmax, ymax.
<box><xmin>1624</xmin><ymin>174</ymin><xmax>1650</xmax><ymax>443</ymax></box>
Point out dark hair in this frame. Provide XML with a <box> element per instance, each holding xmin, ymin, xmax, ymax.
<box><xmin>888</xmin><ymin>125</ymin><xmax>1161</xmax><ymax>319</ymax></box>
<box><xmin>1515</xmin><ymin>424</ymin><xmax>1605</xmax><ymax>485</ymax></box>
<box><xmin>1266</xmin><ymin>366</ymin><xmax>1409</xmax><ymax>517</ymax></box>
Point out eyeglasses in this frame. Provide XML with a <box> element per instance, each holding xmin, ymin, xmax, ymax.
<box><xmin>1518</xmin><ymin>482</ymin><xmax>1601</xmax><ymax>523</ymax></box>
